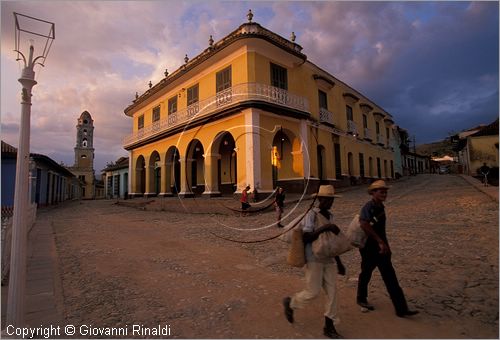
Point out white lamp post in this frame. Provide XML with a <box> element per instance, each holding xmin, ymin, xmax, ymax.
<box><xmin>7</xmin><ymin>12</ymin><xmax>55</xmax><ymax>328</ymax></box>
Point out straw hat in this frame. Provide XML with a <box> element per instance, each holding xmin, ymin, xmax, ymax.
<box><xmin>368</xmin><ymin>180</ymin><xmax>391</xmax><ymax>193</ymax></box>
<box><xmin>312</xmin><ymin>185</ymin><xmax>342</xmax><ymax>198</ymax></box>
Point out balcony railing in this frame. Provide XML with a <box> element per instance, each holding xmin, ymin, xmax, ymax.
<box><xmin>364</xmin><ymin>128</ymin><xmax>372</xmax><ymax>140</ymax></box>
<box><xmin>319</xmin><ymin>107</ymin><xmax>334</xmax><ymax>125</ymax></box>
<box><xmin>347</xmin><ymin>120</ymin><xmax>358</xmax><ymax>136</ymax></box>
<box><xmin>123</xmin><ymin>82</ymin><xmax>309</xmax><ymax>147</ymax></box>
<box><xmin>376</xmin><ymin>134</ymin><xmax>384</xmax><ymax>145</ymax></box>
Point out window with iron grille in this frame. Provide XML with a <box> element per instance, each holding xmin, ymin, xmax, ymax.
<box><xmin>187</xmin><ymin>84</ymin><xmax>199</xmax><ymax>106</ymax></box>
<box><xmin>376</xmin><ymin>122</ymin><xmax>380</xmax><ymax>134</ymax></box>
<box><xmin>138</xmin><ymin>114</ymin><xmax>144</xmax><ymax>130</ymax></box>
<box><xmin>346</xmin><ymin>105</ymin><xmax>353</xmax><ymax>121</ymax></box>
<box><xmin>153</xmin><ymin>106</ymin><xmax>160</xmax><ymax>122</ymax></box>
<box><xmin>363</xmin><ymin>114</ymin><xmax>368</xmax><ymax>128</ymax></box>
<box><xmin>216</xmin><ymin>66</ymin><xmax>232</xmax><ymax>92</ymax></box>
<box><xmin>168</xmin><ymin>96</ymin><xmax>177</xmax><ymax>114</ymax></box>
<box><xmin>270</xmin><ymin>63</ymin><xmax>288</xmax><ymax>90</ymax></box>
<box><xmin>318</xmin><ymin>90</ymin><xmax>328</xmax><ymax>109</ymax></box>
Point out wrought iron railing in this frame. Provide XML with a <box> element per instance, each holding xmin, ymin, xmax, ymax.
<box><xmin>364</xmin><ymin>128</ymin><xmax>372</xmax><ymax>140</ymax></box>
<box><xmin>376</xmin><ymin>134</ymin><xmax>385</xmax><ymax>145</ymax></box>
<box><xmin>319</xmin><ymin>107</ymin><xmax>334</xmax><ymax>125</ymax></box>
<box><xmin>123</xmin><ymin>82</ymin><xmax>309</xmax><ymax>147</ymax></box>
<box><xmin>347</xmin><ymin>120</ymin><xmax>358</xmax><ymax>136</ymax></box>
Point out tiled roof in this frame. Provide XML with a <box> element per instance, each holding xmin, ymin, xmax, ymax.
<box><xmin>1</xmin><ymin>140</ymin><xmax>17</xmax><ymax>154</ymax></box>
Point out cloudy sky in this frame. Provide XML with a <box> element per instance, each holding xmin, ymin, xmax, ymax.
<box><xmin>1</xmin><ymin>1</ymin><xmax>498</xmax><ymax>173</ymax></box>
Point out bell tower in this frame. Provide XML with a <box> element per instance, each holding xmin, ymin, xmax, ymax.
<box><xmin>67</xmin><ymin>111</ymin><xmax>96</xmax><ymax>199</ymax></box>
<box><xmin>74</xmin><ymin>111</ymin><xmax>95</xmax><ymax>168</ymax></box>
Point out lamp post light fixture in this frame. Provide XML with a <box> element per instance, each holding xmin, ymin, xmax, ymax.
<box><xmin>7</xmin><ymin>12</ymin><xmax>55</xmax><ymax>328</ymax></box>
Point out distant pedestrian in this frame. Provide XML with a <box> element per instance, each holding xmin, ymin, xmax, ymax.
<box><xmin>253</xmin><ymin>187</ymin><xmax>259</xmax><ymax>202</ymax></box>
<box><xmin>274</xmin><ymin>187</ymin><xmax>285</xmax><ymax>228</ymax></box>
<box><xmin>283</xmin><ymin>185</ymin><xmax>346</xmax><ymax>339</ymax></box>
<box><xmin>241</xmin><ymin>185</ymin><xmax>251</xmax><ymax>216</ymax></box>
<box><xmin>479</xmin><ymin>163</ymin><xmax>490</xmax><ymax>187</ymax></box>
<box><xmin>356</xmin><ymin>180</ymin><xmax>419</xmax><ymax>318</ymax></box>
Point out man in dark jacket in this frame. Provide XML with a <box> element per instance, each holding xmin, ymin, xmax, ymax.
<box><xmin>357</xmin><ymin>180</ymin><xmax>419</xmax><ymax>318</ymax></box>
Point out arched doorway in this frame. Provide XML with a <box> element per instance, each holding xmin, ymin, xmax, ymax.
<box><xmin>272</xmin><ymin>129</ymin><xmax>292</xmax><ymax>189</ymax></box>
<box><xmin>135</xmin><ymin>155</ymin><xmax>146</xmax><ymax>195</ymax></box>
<box><xmin>149</xmin><ymin>151</ymin><xmax>161</xmax><ymax>196</ymax></box>
<box><xmin>347</xmin><ymin>152</ymin><xmax>354</xmax><ymax>176</ymax></box>
<box><xmin>186</xmin><ymin>139</ymin><xmax>205</xmax><ymax>195</ymax></box>
<box><xmin>216</xmin><ymin>132</ymin><xmax>237</xmax><ymax>194</ymax></box>
<box><xmin>165</xmin><ymin>146</ymin><xmax>180</xmax><ymax>195</ymax></box>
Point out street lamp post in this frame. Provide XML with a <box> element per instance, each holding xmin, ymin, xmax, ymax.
<box><xmin>6</xmin><ymin>12</ymin><xmax>54</xmax><ymax>328</ymax></box>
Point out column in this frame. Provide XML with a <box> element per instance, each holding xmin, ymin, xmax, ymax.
<box><xmin>242</xmin><ymin>108</ymin><xmax>261</xmax><ymax>192</ymax></box>
<box><xmin>202</xmin><ymin>153</ymin><xmax>221</xmax><ymax>197</ymax></box>
<box><xmin>300</xmin><ymin>119</ymin><xmax>310</xmax><ymax>179</ymax></box>
<box><xmin>159</xmin><ymin>164</ymin><xmax>173</xmax><ymax>197</ymax></box>
<box><xmin>144</xmin><ymin>165</ymin><xmax>156</xmax><ymax>197</ymax></box>
<box><xmin>178</xmin><ymin>158</ymin><xmax>194</xmax><ymax>198</ymax></box>
<box><xmin>128</xmin><ymin>152</ymin><xmax>133</xmax><ymax>198</ymax></box>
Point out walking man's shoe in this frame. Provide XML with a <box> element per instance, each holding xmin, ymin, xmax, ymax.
<box><xmin>324</xmin><ymin>317</ymin><xmax>343</xmax><ymax>339</ymax></box>
<box><xmin>396</xmin><ymin>309</ymin><xmax>419</xmax><ymax>318</ymax></box>
<box><xmin>356</xmin><ymin>299</ymin><xmax>375</xmax><ymax>311</ymax></box>
<box><xmin>283</xmin><ymin>297</ymin><xmax>294</xmax><ymax>323</ymax></box>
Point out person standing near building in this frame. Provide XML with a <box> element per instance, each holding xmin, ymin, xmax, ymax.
<box><xmin>356</xmin><ymin>180</ymin><xmax>419</xmax><ymax>318</ymax></box>
<box><xmin>479</xmin><ymin>163</ymin><xmax>490</xmax><ymax>187</ymax></box>
<box><xmin>274</xmin><ymin>187</ymin><xmax>285</xmax><ymax>228</ymax></box>
<box><xmin>283</xmin><ymin>185</ymin><xmax>345</xmax><ymax>339</ymax></box>
<box><xmin>240</xmin><ymin>185</ymin><xmax>251</xmax><ymax>216</ymax></box>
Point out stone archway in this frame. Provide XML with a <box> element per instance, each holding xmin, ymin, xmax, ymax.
<box><xmin>180</xmin><ymin>139</ymin><xmax>205</xmax><ymax>197</ymax></box>
<box><xmin>272</xmin><ymin>129</ymin><xmax>293</xmax><ymax>189</ymax></box>
<box><xmin>214</xmin><ymin>131</ymin><xmax>237</xmax><ymax>195</ymax></box>
<box><xmin>164</xmin><ymin>146</ymin><xmax>180</xmax><ymax>196</ymax></box>
<box><xmin>134</xmin><ymin>155</ymin><xmax>146</xmax><ymax>196</ymax></box>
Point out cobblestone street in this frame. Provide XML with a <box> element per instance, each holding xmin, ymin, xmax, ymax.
<box><xmin>19</xmin><ymin>174</ymin><xmax>499</xmax><ymax>338</ymax></box>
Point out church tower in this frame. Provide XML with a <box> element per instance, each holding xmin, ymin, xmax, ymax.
<box><xmin>75</xmin><ymin>111</ymin><xmax>95</xmax><ymax>168</ymax></box>
<box><xmin>68</xmin><ymin>111</ymin><xmax>95</xmax><ymax>199</ymax></box>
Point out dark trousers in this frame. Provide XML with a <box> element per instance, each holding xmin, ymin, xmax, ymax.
<box><xmin>357</xmin><ymin>248</ymin><xmax>409</xmax><ymax>314</ymax></box>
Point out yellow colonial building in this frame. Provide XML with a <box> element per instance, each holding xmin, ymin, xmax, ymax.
<box><xmin>123</xmin><ymin>12</ymin><xmax>397</xmax><ymax>198</ymax></box>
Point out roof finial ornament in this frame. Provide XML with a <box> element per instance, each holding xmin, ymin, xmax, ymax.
<box><xmin>290</xmin><ymin>32</ymin><xmax>296</xmax><ymax>42</ymax></box>
<box><xmin>184</xmin><ymin>54</ymin><xmax>189</xmax><ymax>64</ymax></box>
<box><xmin>148</xmin><ymin>81</ymin><xmax>152</xmax><ymax>89</ymax></box>
<box><xmin>135</xmin><ymin>92</ymin><xmax>139</xmax><ymax>99</ymax></box>
<box><xmin>164</xmin><ymin>68</ymin><xmax>169</xmax><ymax>77</ymax></box>
<box><xmin>247</xmin><ymin>9</ymin><xmax>253</xmax><ymax>22</ymax></box>
<box><xmin>209</xmin><ymin>35</ymin><xmax>214</xmax><ymax>47</ymax></box>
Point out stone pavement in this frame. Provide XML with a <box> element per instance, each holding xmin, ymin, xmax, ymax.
<box><xmin>1</xmin><ymin>173</ymin><xmax>497</xmax><ymax>337</ymax></box>
<box><xmin>459</xmin><ymin>174</ymin><xmax>499</xmax><ymax>202</ymax></box>
<box><xmin>1</xmin><ymin>209</ymin><xmax>63</xmax><ymax>332</ymax></box>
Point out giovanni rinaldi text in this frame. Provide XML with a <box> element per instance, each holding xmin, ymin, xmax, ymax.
<box><xmin>5</xmin><ymin>324</ymin><xmax>172</xmax><ymax>338</ymax></box>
